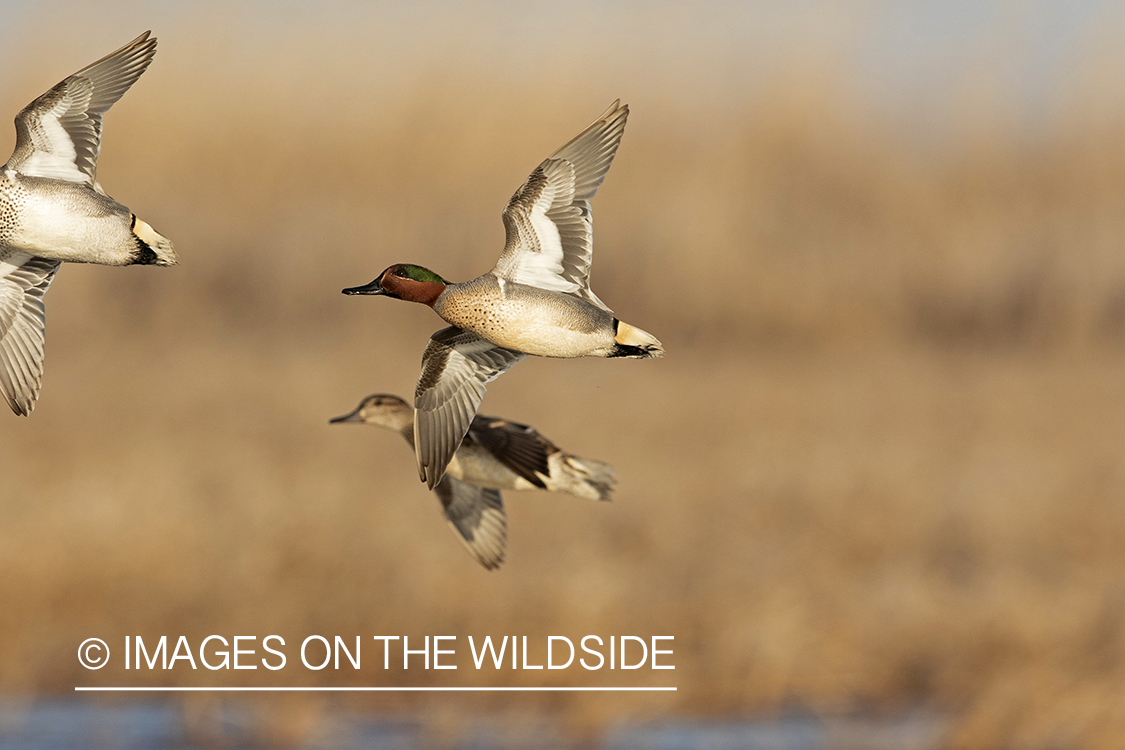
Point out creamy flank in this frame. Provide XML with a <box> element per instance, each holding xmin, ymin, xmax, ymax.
<box><xmin>434</xmin><ymin>276</ymin><xmax>619</xmax><ymax>358</ymax></box>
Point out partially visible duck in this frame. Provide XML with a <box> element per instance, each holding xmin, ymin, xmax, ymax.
<box><xmin>343</xmin><ymin>101</ymin><xmax>661</xmax><ymax>487</ymax></box>
<box><xmin>0</xmin><ymin>31</ymin><xmax>176</xmax><ymax>416</ymax></box>
<box><xmin>331</xmin><ymin>393</ymin><xmax>615</xmax><ymax>570</ymax></box>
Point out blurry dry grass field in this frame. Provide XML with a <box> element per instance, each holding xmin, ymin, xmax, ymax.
<box><xmin>2</xmin><ymin>22</ymin><xmax>1125</xmax><ymax>748</ymax></box>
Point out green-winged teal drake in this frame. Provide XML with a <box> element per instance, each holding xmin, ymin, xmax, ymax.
<box><xmin>0</xmin><ymin>31</ymin><xmax>175</xmax><ymax>416</ymax></box>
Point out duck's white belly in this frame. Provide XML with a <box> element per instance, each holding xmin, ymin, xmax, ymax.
<box><xmin>1</xmin><ymin>175</ymin><xmax>133</xmax><ymax>264</ymax></box>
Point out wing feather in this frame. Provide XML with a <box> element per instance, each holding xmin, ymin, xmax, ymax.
<box><xmin>469</xmin><ymin>416</ymin><xmax>552</xmax><ymax>488</ymax></box>
<box><xmin>0</xmin><ymin>253</ymin><xmax>60</xmax><ymax>415</ymax></box>
<box><xmin>413</xmin><ymin>327</ymin><xmax>525</xmax><ymax>489</ymax></box>
<box><xmin>6</xmin><ymin>31</ymin><xmax>156</xmax><ymax>185</ymax></box>
<box><xmin>491</xmin><ymin>101</ymin><xmax>628</xmax><ymax>310</ymax></box>
<box><xmin>432</xmin><ymin>478</ymin><xmax>507</xmax><ymax>570</ymax></box>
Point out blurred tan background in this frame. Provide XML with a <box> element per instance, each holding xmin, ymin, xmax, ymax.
<box><xmin>1</xmin><ymin>0</ymin><xmax>1125</xmax><ymax>747</ymax></box>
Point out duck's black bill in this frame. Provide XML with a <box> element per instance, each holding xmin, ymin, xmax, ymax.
<box><xmin>329</xmin><ymin>410</ymin><xmax>361</xmax><ymax>424</ymax></box>
<box><xmin>342</xmin><ymin>280</ymin><xmax>386</xmax><ymax>295</ymax></box>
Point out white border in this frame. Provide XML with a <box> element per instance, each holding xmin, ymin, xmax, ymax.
<box><xmin>75</xmin><ymin>686</ymin><xmax>676</xmax><ymax>692</ymax></box>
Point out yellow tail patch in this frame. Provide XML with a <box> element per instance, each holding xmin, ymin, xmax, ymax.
<box><xmin>132</xmin><ymin>216</ymin><xmax>178</xmax><ymax>266</ymax></box>
<box><xmin>615</xmin><ymin>321</ymin><xmax>665</xmax><ymax>358</ymax></box>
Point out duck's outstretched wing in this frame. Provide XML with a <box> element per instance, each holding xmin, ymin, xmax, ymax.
<box><xmin>414</xmin><ymin>326</ymin><xmax>525</xmax><ymax>489</ymax></box>
<box><xmin>491</xmin><ymin>101</ymin><xmax>628</xmax><ymax>310</ymax></box>
<box><xmin>6</xmin><ymin>31</ymin><xmax>156</xmax><ymax>186</ymax></box>
<box><xmin>0</xmin><ymin>253</ymin><xmax>60</xmax><ymax>416</ymax></box>
<box><xmin>433</xmin><ymin>477</ymin><xmax>507</xmax><ymax>570</ymax></box>
<box><xmin>468</xmin><ymin>415</ymin><xmax>552</xmax><ymax>489</ymax></box>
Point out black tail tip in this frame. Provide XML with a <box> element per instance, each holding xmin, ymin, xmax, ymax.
<box><xmin>608</xmin><ymin>343</ymin><xmax>662</xmax><ymax>359</ymax></box>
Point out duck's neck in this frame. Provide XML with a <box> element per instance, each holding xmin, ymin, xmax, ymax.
<box><xmin>370</xmin><ymin>407</ymin><xmax>415</xmax><ymax>440</ymax></box>
<box><xmin>384</xmin><ymin>275</ymin><xmax>447</xmax><ymax>306</ymax></box>
<box><xmin>399</xmin><ymin>424</ymin><xmax>417</xmax><ymax>449</ymax></box>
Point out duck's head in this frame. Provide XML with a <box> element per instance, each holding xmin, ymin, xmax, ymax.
<box><xmin>342</xmin><ymin>264</ymin><xmax>447</xmax><ymax>306</ymax></box>
<box><xmin>330</xmin><ymin>394</ymin><xmax>412</xmax><ymax>430</ymax></box>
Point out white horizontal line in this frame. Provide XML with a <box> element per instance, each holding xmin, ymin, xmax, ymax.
<box><xmin>75</xmin><ymin>686</ymin><xmax>676</xmax><ymax>692</ymax></box>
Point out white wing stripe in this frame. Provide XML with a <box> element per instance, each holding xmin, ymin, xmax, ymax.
<box><xmin>6</xmin><ymin>32</ymin><xmax>157</xmax><ymax>185</ymax></box>
<box><xmin>492</xmin><ymin>102</ymin><xmax>627</xmax><ymax>308</ymax></box>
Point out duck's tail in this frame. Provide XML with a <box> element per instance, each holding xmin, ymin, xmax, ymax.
<box><xmin>130</xmin><ymin>216</ymin><xmax>177</xmax><ymax>266</ymax></box>
<box><xmin>546</xmin><ymin>454</ymin><xmax>617</xmax><ymax>502</ymax></box>
<box><xmin>610</xmin><ymin>320</ymin><xmax>664</xmax><ymax>359</ymax></box>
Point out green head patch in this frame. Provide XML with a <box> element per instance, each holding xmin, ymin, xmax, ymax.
<box><xmin>392</xmin><ymin>264</ymin><xmax>447</xmax><ymax>285</ymax></box>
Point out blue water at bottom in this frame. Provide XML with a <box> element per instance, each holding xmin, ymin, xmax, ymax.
<box><xmin>0</xmin><ymin>700</ymin><xmax>946</xmax><ymax>750</ymax></box>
